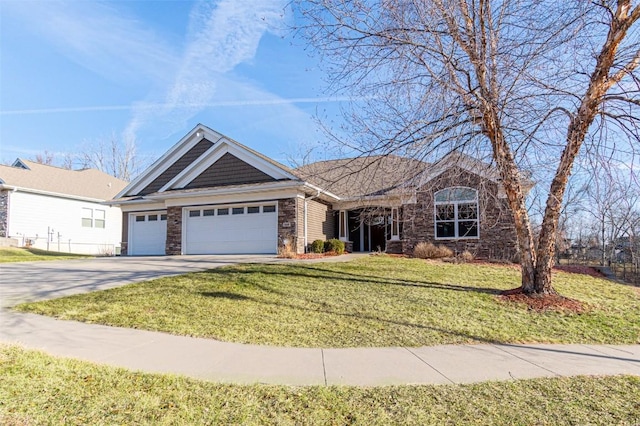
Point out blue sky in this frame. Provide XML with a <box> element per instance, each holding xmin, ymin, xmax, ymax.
<box><xmin>0</xmin><ymin>0</ymin><xmax>344</xmax><ymax>169</ymax></box>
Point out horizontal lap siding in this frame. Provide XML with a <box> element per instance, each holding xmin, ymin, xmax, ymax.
<box><xmin>306</xmin><ymin>199</ymin><xmax>334</xmax><ymax>245</ymax></box>
<box><xmin>7</xmin><ymin>191</ymin><xmax>122</xmax><ymax>254</ymax></box>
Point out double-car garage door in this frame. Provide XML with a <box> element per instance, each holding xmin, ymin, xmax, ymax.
<box><xmin>129</xmin><ymin>204</ymin><xmax>278</xmax><ymax>255</ymax></box>
<box><xmin>185</xmin><ymin>204</ymin><xmax>278</xmax><ymax>254</ymax></box>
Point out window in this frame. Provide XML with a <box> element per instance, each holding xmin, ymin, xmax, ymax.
<box><xmin>203</xmin><ymin>209</ymin><xmax>215</xmax><ymax>216</ymax></box>
<box><xmin>263</xmin><ymin>205</ymin><xmax>276</xmax><ymax>213</ymax></box>
<box><xmin>390</xmin><ymin>207</ymin><xmax>399</xmax><ymax>240</ymax></box>
<box><xmin>148</xmin><ymin>214</ymin><xmax>158</xmax><ymax>221</ymax></box>
<box><xmin>82</xmin><ymin>208</ymin><xmax>105</xmax><ymax>228</ymax></box>
<box><xmin>135</xmin><ymin>215</ymin><xmax>145</xmax><ymax>222</ymax></box>
<box><xmin>247</xmin><ymin>206</ymin><xmax>260</xmax><ymax>214</ymax></box>
<box><xmin>189</xmin><ymin>210</ymin><xmax>201</xmax><ymax>217</ymax></box>
<box><xmin>434</xmin><ymin>187</ymin><xmax>479</xmax><ymax>239</ymax></box>
<box><xmin>339</xmin><ymin>210</ymin><xmax>347</xmax><ymax>240</ymax></box>
<box><xmin>94</xmin><ymin>209</ymin><xmax>106</xmax><ymax>228</ymax></box>
<box><xmin>232</xmin><ymin>207</ymin><xmax>244</xmax><ymax>215</ymax></box>
<box><xmin>161</xmin><ymin>214</ymin><xmax>167</xmax><ymax>221</ymax></box>
<box><xmin>81</xmin><ymin>208</ymin><xmax>93</xmax><ymax>227</ymax></box>
<box><xmin>217</xmin><ymin>208</ymin><xmax>229</xmax><ymax>215</ymax></box>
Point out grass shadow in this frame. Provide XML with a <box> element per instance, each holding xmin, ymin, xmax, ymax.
<box><xmin>201</xmin><ymin>264</ymin><xmax>503</xmax><ymax>296</ymax></box>
<box><xmin>200</xmin><ymin>291</ymin><xmax>250</xmax><ymax>301</ymax></box>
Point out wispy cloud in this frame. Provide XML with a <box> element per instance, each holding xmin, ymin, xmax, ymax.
<box><xmin>2</xmin><ymin>0</ymin><xmax>177</xmax><ymax>84</ymax></box>
<box><xmin>0</xmin><ymin>96</ymin><xmax>352</xmax><ymax>116</ymax></box>
<box><xmin>123</xmin><ymin>0</ymin><xmax>289</xmax><ymax>143</ymax></box>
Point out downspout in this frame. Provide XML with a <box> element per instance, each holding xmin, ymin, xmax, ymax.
<box><xmin>303</xmin><ymin>189</ymin><xmax>321</xmax><ymax>253</ymax></box>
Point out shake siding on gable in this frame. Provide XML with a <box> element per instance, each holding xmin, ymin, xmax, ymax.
<box><xmin>305</xmin><ymin>199</ymin><xmax>335</xmax><ymax>244</ymax></box>
<box><xmin>185</xmin><ymin>153</ymin><xmax>276</xmax><ymax>189</ymax></box>
<box><xmin>139</xmin><ymin>138</ymin><xmax>214</xmax><ymax>195</ymax></box>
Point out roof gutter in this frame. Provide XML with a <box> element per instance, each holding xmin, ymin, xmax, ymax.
<box><xmin>0</xmin><ymin>184</ymin><xmax>108</xmax><ymax>203</ymax></box>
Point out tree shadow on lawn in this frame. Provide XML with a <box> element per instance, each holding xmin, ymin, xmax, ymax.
<box><xmin>200</xmin><ymin>291</ymin><xmax>250</xmax><ymax>301</ymax></box>
<box><xmin>200</xmin><ymin>264</ymin><xmax>503</xmax><ymax>296</ymax></box>
<box><xmin>199</xmin><ymin>287</ymin><xmax>503</xmax><ymax>346</ymax></box>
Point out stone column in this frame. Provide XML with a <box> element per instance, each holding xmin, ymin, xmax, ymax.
<box><xmin>165</xmin><ymin>206</ymin><xmax>182</xmax><ymax>255</ymax></box>
<box><xmin>278</xmin><ymin>198</ymin><xmax>300</xmax><ymax>254</ymax></box>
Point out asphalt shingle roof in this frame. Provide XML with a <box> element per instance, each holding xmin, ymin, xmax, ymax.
<box><xmin>0</xmin><ymin>159</ymin><xmax>129</xmax><ymax>200</ymax></box>
<box><xmin>294</xmin><ymin>155</ymin><xmax>429</xmax><ymax>198</ymax></box>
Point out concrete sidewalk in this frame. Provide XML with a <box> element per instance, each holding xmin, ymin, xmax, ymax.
<box><xmin>1</xmin><ymin>254</ymin><xmax>638</xmax><ymax>386</ymax></box>
<box><xmin>1</xmin><ymin>311</ymin><xmax>638</xmax><ymax>386</ymax></box>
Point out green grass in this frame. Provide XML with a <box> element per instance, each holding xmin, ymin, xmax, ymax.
<box><xmin>15</xmin><ymin>256</ymin><xmax>640</xmax><ymax>347</ymax></box>
<box><xmin>0</xmin><ymin>247</ymin><xmax>91</xmax><ymax>263</ymax></box>
<box><xmin>1</xmin><ymin>345</ymin><xmax>638</xmax><ymax>426</ymax></box>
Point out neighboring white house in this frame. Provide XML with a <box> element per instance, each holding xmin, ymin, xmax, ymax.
<box><xmin>0</xmin><ymin>159</ymin><xmax>128</xmax><ymax>255</ymax></box>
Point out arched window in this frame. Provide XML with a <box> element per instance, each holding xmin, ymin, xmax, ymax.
<box><xmin>434</xmin><ymin>187</ymin><xmax>479</xmax><ymax>239</ymax></box>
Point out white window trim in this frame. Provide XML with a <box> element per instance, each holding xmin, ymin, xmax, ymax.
<box><xmin>434</xmin><ymin>187</ymin><xmax>480</xmax><ymax>240</ymax></box>
<box><xmin>82</xmin><ymin>207</ymin><xmax>106</xmax><ymax>229</ymax></box>
<box><xmin>390</xmin><ymin>207</ymin><xmax>400</xmax><ymax>241</ymax></box>
<box><xmin>338</xmin><ymin>210</ymin><xmax>348</xmax><ymax>241</ymax></box>
<box><xmin>81</xmin><ymin>208</ymin><xmax>93</xmax><ymax>228</ymax></box>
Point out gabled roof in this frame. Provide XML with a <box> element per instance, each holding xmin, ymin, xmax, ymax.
<box><xmin>0</xmin><ymin>159</ymin><xmax>128</xmax><ymax>201</ymax></box>
<box><xmin>116</xmin><ymin>124</ymin><xmax>302</xmax><ymax>199</ymax></box>
<box><xmin>295</xmin><ymin>152</ymin><xmax>512</xmax><ymax>199</ymax></box>
<box><xmin>295</xmin><ymin>155</ymin><xmax>429</xmax><ymax>198</ymax></box>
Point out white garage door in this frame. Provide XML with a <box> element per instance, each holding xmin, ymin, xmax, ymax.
<box><xmin>185</xmin><ymin>204</ymin><xmax>277</xmax><ymax>254</ymax></box>
<box><xmin>129</xmin><ymin>212</ymin><xmax>167</xmax><ymax>255</ymax></box>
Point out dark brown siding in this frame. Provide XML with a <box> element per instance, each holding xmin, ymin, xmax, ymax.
<box><xmin>139</xmin><ymin>139</ymin><xmax>214</xmax><ymax>195</ymax></box>
<box><xmin>185</xmin><ymin>152</ymin><xmax>276</xmax><ymax>189</ymax></box>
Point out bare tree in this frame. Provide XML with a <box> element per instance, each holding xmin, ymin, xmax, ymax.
<box><xmin>296</xmin><ymin>0</ymin><xmax>640</xmax><ymax>295</ymax></box>
<box><xmin>79</xmin><ymin>134</ymin><xmax>140</xmax><ymax>181</ymax></box>
<box><xmin>31</xmin><ymin>151</ymin><xmax>56</xmax><ymax>166</ymax></box>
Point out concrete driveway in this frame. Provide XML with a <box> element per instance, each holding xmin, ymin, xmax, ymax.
<box><xmin>0</xmin><ymin>254</ymin><xmax>278</xmax><ymax>309</ymax></box>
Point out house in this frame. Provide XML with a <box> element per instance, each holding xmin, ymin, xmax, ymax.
<box><xmin>0</xmin><ymin>159</ymin><xmax>128</xmax><ymax>254</ymax></box>
<box><xmin>112</xmin><ymin>124</ymin><xmax>519</xmax><ymax>259</ymax></box>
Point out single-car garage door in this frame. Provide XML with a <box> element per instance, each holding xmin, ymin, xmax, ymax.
<box><xmin>129</xmin><ymin>212</ymin><xmax>167</xmax><ymax>255</ymax></box>
<box><xmin>185</xmin><ymin>204</ymin><xmax>277</xmax><ymax>254</ymax></box>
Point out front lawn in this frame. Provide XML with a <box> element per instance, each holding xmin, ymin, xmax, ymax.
<box><xmin>1</xmin><ymin>345</ymin><xmax>638</xmax><ymax>425</ymax></box>
<box><xmin>0</xmin><ymin>247</ymin><xmax>91</xmax><ymax>263</ymax></box>
<box><xmin>16</xmin><ymin>256</ymin><xmax>640</xmax><ymax>347</ymax></box>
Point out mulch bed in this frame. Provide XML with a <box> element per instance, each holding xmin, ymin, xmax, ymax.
<box><xmin>554</xmin><ymin>265</ymin><xmax>606</xmax><ymax>278</ymax></box>
<box><xmin>499</xmin><ymin>288</ymin><xmax>587</xmax><ymax>314</ymax></box>
<box><xmin>294</xmin><ymin>251</ymin><xmax>342</xmax><ymax>260</ymax></box>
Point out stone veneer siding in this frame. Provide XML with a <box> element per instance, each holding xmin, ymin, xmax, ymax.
<box><xmin>385</xmin><ymin>239</ymin><xmax>403</xmax><ymax>254</ymax></box>
<box><xmin>401</xmin><ymin>167</ymin><xmax>518</xmax><ymax>260</ymax></box>
<box><xmin>120</xmin><ymin>212</ymin><xmax>129</xmax><ymax>255</ymax></box>
<box><xmin>278</xmin><ymin>198</ymin><xmax>304</xmax><ymax>254</ymax></box>
<box><xmin>0</xmin><ymin>191</ymin><xmax>8</xmax><ymax>238</ymax></box>
<box><xmin>165</xmin><ymin>206</ymin><xmax>183</xmax><ymax>255</ymax></box>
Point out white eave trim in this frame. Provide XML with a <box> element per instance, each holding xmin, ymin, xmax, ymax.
<box><xmin>160</xmin><ymin>139</ymin><xmax>298</xmax><ymax>192</ymax></box>
<box><xmin>115</xmin><ymin>124</ymin><xmax>224</xmax><ymax>198</ymax></box>
<box><xmin>0</xmin><ymin>184</ymin><xmax>108</xmax><ymax>203</ymax></box>
<box><xmin>146</xmin><ymin>180</ymin><xmax>304</xmax><ymax>200</ymax></box>
<box><xmin>301</xmin><ymin>182</ymin><xmax>341</xmax><ymax>202</ymax></box>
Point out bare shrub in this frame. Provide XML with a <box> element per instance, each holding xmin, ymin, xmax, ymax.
<box><xmin>278</xmin><ymin>240</ymin><xmax>296</xmax><ymax>259</ymax></box>
<box><xmin>458</xmin><ymin>250</ymin><xmax>475</xmax><ymax>263</ymax></box>
<box><xmin>413</xmin><ymin>242</ymin><xmax>453</xmax><ymax>259</ymax></box>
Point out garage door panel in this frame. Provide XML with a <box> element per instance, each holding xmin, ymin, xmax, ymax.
<box><xmin>185</xmin><ymin>205</ymin><xmax>277</xmax><ymax>255</ymax></box>
<box><xmin>130</xmin><ymin>213</ymin><xmax>167</xmax><ymax>255</ymax></box>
